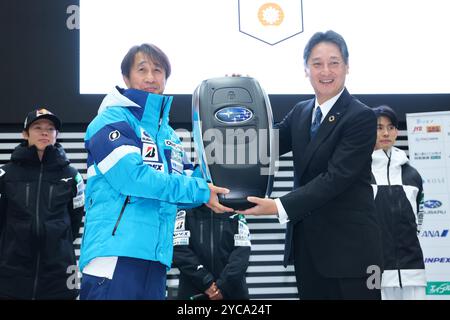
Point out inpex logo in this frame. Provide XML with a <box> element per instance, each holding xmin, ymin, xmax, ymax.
<box><xmin>420</xmin><ymin>229</ymin><xmax>449</xmax><ymax>238</ymax></box>
<box><xmin>238</xmin><ymin>0</ymin><xmax>304</xmax><ymax>45</ymax></box>
<box><xmin>424</xmin><ymin>200</ymin><xmax>442</xmax><ymax>209</ymax></box>
<box><xmin>424</xmin><ymin>257</ymin><xmax>450</xmax><ymax>264</ymax></box>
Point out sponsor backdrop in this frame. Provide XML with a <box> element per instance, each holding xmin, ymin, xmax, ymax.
<box><xmin>407</xmin><ymin>111</ymin><xmax>450</xmax><ymax>299</ymax></box>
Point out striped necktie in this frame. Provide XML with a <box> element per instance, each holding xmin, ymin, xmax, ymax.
<box><xmin>310</xmin><ymin>106</ymin><xmax>322</xmax><ymax>139</ymax></box>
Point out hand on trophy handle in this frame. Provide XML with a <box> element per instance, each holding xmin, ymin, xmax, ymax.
<box><xmin>206</xmin><ymin>183</ymin><xmax>234</xmax><ymax>213</ymax></box>
<box><xmin>236</xmin><ymin>196</ymin><xmax>278</xmax><ymax>216</ymax></box>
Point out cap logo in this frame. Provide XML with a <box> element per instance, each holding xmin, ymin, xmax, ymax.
<box><xmin>36</xmin><ymin>108</ymin><xmax>52</xmax><ymax>116</ymax></box>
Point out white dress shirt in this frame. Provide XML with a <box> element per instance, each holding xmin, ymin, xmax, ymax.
<box><xmin>275</xmin><ymin>89</ymin><xmax>344</xmax><ymax>224</ymax></box>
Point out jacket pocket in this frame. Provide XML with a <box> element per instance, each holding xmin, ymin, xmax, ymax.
<box><xmin>112</xmin><ymin>195</ymin><xmax>130</xmax><ymax>236</ymax></box>
<box><xmin>47</xmin><ymin>181</ymin><xmax>72</xmax><ymax>215</ymax></box>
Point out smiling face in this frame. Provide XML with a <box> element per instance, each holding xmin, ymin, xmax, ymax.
<box><xmin>305</xmin><ymin>42</ymin><xmax>349</xmax><ymax>105</ymax></box>
<box><xmin>123</xmin><ymin>51</ymin><xmax>166</xmax><ymax>94</ymax></box>
<box><xmin>375</xmin><ymin>115</ymin><xmax>398</xmax><ymax>151</ymax></box>
<box><xmin>22</xmin><ymin>118</ymin><xmax>57</xmax><ymax>160</ymax></box>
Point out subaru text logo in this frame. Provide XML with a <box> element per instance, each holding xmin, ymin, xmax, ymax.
<box><xmin>215</xmin><ymin>106</ymin><xmax>253</xmax><ymax>124</ymax></box>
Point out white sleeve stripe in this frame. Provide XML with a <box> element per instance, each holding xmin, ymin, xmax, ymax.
<box><xmin>97</xmin><ymin>145</ymin><xmax>141</xmax><ymax>174</ymax></box>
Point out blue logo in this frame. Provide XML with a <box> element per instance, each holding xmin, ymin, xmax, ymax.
<box><xmin>215</xmin><ymin>106</ymin><xmax>253</xmax><ymax>124</ymax></box>
<box><xmin>424</xmin><ymin>257</ymin><xmax>450</xmax><ymax>263</ymax></box>
<box><xmin>424</xmin><ymin>200</ymin><xmax>442</xmax><ymax>209</ymax></box>
<box><xmin>421</xmin><ymin>229</ymin><xmax>449</xmax><ymax>238</ymax></box>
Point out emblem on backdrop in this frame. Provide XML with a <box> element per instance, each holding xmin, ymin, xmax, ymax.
<box><xmin>238</xmin><ymin>0</ymin><xmax>304</xmax><ymax>45</ymax></box>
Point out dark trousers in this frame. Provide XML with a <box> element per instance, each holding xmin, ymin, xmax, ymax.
<box><xmin>293</xmin><ymin>228</ymin><xmax>381</xmax><ymax>300</ymax></box>
<box><xmin>80</xmin><ymin>257</ymin><xmax>167</xmax><ymax>300</ymax></box>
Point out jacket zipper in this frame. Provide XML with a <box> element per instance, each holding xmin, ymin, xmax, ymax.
<box><xmin>112</xmin><ymin>195</ymin><xmax>130</xmax><ymax>236</ymax></box>
<box><xmin>32</xmin><ymin>163</ymin><xmax>44</xmax><ymax>300</ymax></box>
<box><xmin>385</xmin><ymin>150</ymin><xmax>402</xmax><ymax>288</ymax></box>
<box><xmin>25</xmin><ymin>183</ymin><xmax>30</xmax><ymax>208</ymax></box>
<box><xmin>210</xmin><ymin>209</ymin><xmax>215</xmax><ymax>275</ymax></box>
<box><xmin>155</xmin><ymin>97</ymin><xmax>166</xmax><ymax>140</ymax></box>
<box><xmin>48</xmin><ymin>185</ymin><xmax>54</xmax><ymax>210</ymax></box>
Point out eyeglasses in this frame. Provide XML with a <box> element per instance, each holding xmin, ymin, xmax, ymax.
<box><xmin>29</xmin><ymin>126</ymin><xmax>57</xmax><ymax>133</ymax></box>
<box><xmin>377</xmin><ymin>125</ymin><xmax>396</xmax><ymax>132</ymax></box>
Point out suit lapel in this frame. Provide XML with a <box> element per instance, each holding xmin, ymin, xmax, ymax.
<box><xmin>296</xmin><ymin>89</ymin><xmax>351</xmax><ymax>180</ymax></box>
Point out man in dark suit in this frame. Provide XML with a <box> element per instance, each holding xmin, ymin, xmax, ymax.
<box><xmin>238</xmin><ymin>30</ymin><xmax>383</xmax><ymax>299</ymax></box>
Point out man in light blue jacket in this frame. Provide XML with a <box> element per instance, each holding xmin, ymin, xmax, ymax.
<box><xmin>79</xmin><ymin>43</ymin><xmax>232</xmax><ymax>300</ymax></box>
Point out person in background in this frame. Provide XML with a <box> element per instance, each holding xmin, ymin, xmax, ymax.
<box><xmin>371</xmin><ymin>105</ymin><xmax>426</xmax><ymax>300</ymax></box>
<box><xmin>172</xmin><ymin>205</ymin><xmax>250</xmax><ymax>300</ymax></box>
<box><xmin>237</xmin><ymin>30</ymin><xmax>383</xmax><ymax>300</ymax></box>
<box><xmin>0</xmin><ymin>108</ymin><xmax>84</xmax><ymax>299</ymax></box>
<box><xmin>79</xmin><ymin>43</ymin><xmax>232</xmax><ymax>300</ymax></box>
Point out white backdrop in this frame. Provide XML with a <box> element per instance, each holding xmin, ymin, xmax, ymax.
<box><xmin>80</xmin><ymin>0</ymin><xmax>450</xmax><ymax>95</ymax></box>
<box><xmin>407</xmin><ymin>111</ymin><xmax>450</xmax><ymax>299</ymax></box>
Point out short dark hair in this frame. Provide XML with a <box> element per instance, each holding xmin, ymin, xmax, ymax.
<box><xmin>303</xmin><ymin>30</ymin><xmax>349</xmax><ymax>66</ymax></box>
<box><xmin>373</xmin><ymin>105</ymin><xmax>399</xmax><ymax>128</ymax></box>
<box><xmin>121</xmin><ymin>43</ymin><xmax>171</xmax><ymax>79</ymax></box>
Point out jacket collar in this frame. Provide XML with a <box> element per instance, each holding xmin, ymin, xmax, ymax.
<box><xmin>372</xmin><ymin>146</ymin><xmax>408</xmax><ymax>170</ymax></box>
<box><xmin>99</xmin><ymin>86</ymin><xmax>173</xmax><ymax>137</ymax></box>
<box><xmin>11</xmin><ymin>142</ymin><xmax>69</xmax><ymax>168</ymax></box>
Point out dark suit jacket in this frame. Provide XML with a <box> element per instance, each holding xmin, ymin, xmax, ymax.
<box><xmin>277</xmin><ymin>88</ymin><xmax>383</xmax><ymax>278</ymax></box>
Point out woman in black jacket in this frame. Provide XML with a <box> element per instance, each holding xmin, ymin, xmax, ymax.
<box><xmin>0</xmin><ymin>109</ymin><xmax>85</xmax><ymax>299</ymax></box>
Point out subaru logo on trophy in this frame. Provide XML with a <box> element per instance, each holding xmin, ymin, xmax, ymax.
<box><xmin>192</xmin><ymin>76</ymin><xmax>275</xmax><ymax>210</ymax></box>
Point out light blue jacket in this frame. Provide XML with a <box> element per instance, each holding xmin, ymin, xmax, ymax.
<box><xmin>79</xmin><ymin>87</ymin><xmax>210</xmax><ymax>270</ymax></box>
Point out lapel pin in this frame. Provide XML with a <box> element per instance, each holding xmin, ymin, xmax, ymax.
<box><xmin>328</xmin><ymin>115</ymin><xmax>335</xmax><ymax>122</ymax></box>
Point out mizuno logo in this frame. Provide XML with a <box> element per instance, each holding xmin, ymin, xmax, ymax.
<box><xmin>61</xmin><ymin>177</ymin><xmax>73</xmax><ymax>182</ymax></box>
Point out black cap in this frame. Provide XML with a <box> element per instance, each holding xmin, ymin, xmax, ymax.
<box><xmin>373</xmin><ymin>105</ymin><xmax>398</xmax><ymax>128</ymax></box>
<box><xmin>24</xmin><ymin>108</ymin><xmax>62</xmax><ymax>131</ymax></box>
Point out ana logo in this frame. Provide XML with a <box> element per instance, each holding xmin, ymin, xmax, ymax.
<box><xmin>109</xmin><ymin>130</ymin><xmax>120</xmax><ymax>141</ymax></box>
<box><xmin>424</xmin><ymin>200</ymin><xmax>442</xmax><ymax>209</ymax></box>
<box><xmin>412</xmin><ymin>126</ymin><xmax>423</xmax><ymax>133</ymax></box>
<box><xmin>420</xmin><ymin>229</ymin><xmax>449</xmax><ymax>238</ymax></box>
<box><xmin>215</xmin><ymin>106</ymin><xmax>253</xmax><ymax>124</ymax></box>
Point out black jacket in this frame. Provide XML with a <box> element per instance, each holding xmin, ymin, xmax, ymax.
<box><xmin>278</xmin><ymin>89</ymin><xmax>383</xmax><ymax>278</ymax></box>
<box><xmin>172</xmin><ymin>206</ymin><xmax>251</xmax><ymax>300</ymax></box>
<box><xmin>0</xmin><ymin>142</ymin><xmax>85</xmax><ymax>299</ymax></box>
<box><xmin>371</xmin><ymin>147</ymin><xmax>426</xmax><ymax>287</ymax></box>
